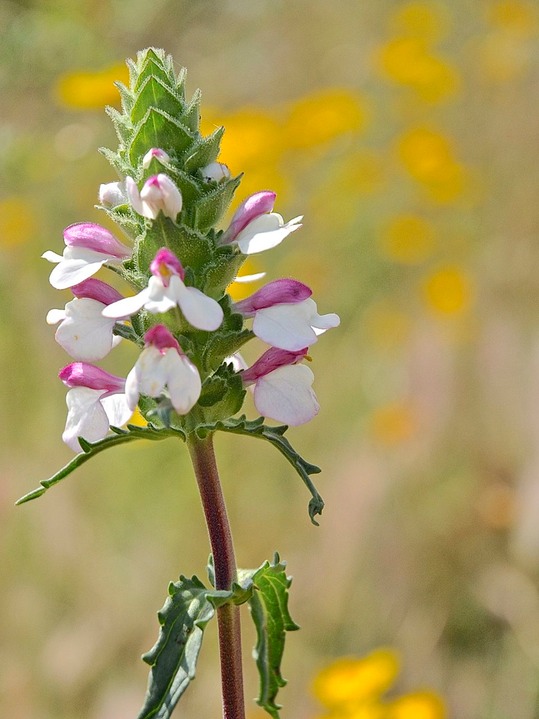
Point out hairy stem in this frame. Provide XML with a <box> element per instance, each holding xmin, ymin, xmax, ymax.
<box><xmin>188</xmin><ymin>433</ymin><xmax>245</xmax><ymax>719</ymax></box>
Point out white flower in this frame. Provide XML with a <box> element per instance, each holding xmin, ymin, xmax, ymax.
<box><xmin>125</xmin><ymin>325</ymin><xmax>201</xmax><ymax>415</ymax></box>
<box><xmin>252</xmin><ymin>299</ymin><xmax>340</xmax><ymax>351</ymax></box>
<box><xmin>59</xmin><ymin>363</ymin><xmax>131</xmax><ymax>451</ymax></box>
<box><xmin>98</xmin><ymin>181</ymin><xmax>127</xmax><ymax>207</ymax></box>
<box><xmin>126</xmin><ymin>174</ymin><xmax>182</xmax><ymax>220</ymax></box>
<box><xmin>200</xmin><ymin>162</ymin><xmax>231</xmax><ymax>183</ymax></box>
<box><xmin>102</xmin><ymin>248</ymin><xmax>223</xmax><ymax>331</ymax></box>
<box><xmin>241</xmin><ymin>347</ymin><xmax>319</xmax><ymax>425</ymax></box>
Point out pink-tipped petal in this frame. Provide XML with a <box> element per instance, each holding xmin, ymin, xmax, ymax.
<box><xmin>222</xmin><ymin>191</ymin><xmax>277</xmax><ymax>243</ymax></box>
<box><xmin>59</xmin><ymin>362</ymin><xmax>126</xmax><ymax>393</ymax></box>
<box><xmin>234</xmin><ymin>279</ymin><xmax>312</xmax><ymax>315</ymax></box>
<box><xmin>241</xmin><ymin>347</ymin><xmax>308</xmax><ymax>385</ymax></box>
<box><xmin>63</xmin><ymin>223</ymin><xmax>132</xmax><ymax>259</ymax></box>
<box><xmin>71</xmin><ymin>278</ymin><xmax>124</xmax><ymax>305</ymax></box>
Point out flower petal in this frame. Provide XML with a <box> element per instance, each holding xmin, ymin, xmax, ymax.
<box><xmin>49</xmin><ymin>259</ymin><xmax>106</xmax><ymax>290</ymax></box>
<box><xmin>175</xmin><ymin>280</ymin><xmax>224</xmax><ymax>331</ymax></box>
<box><xmin>102</xmin><ymin>288</ymin><xmax>150</xmax><ymax>318</ymax></box>
<box><xmin>101</xmin><ymin>393</ymin><xmax>133</xmax><ymax>428</ymax></box>
<box><xmin>253</xmin><ymin>364</ymin><xmax>319</xmax><ymax>425</ymax></box>
<box><xmin>62</xmin><ymin>387</ymin><xmax>110</xmax><ymax>451</ymax></box>
<box><xmin>235</xmin><ymin>213</ymin><xmax>303</xmax><ymax>255</ymax></box>
<box><xmin>54</xmin><ymin>298</ymin><xmax>118</xmax><ymax>361</ymax></box>
<box><xmin>163</xmin><ymin>352</ymin><xmax>202</xmax><ymax>414</ymax></box>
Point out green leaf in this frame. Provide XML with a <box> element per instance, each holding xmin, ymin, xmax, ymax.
<box><xmin>183</xmin><ymin>126</ymin><xmax>224</xmax><ymax>174</ymax></box>
<box><xmin>192</xmin><ymin>174</ymin><xmax>241</xmax><ymax>232</ymax></box>
<box><xmin>204</xmin><ymin>416</ymin><xmax>324</xmax><ymax>524</ymax></box>
<box><xmin>129</xmin><ymin>108</ymin><xmax>193</xmax><ymax>166</ymax></box>
<box><xmin>245</xmin><ymin>555</ymin><xmax>299</xmax><ymax>718</ymax></box>
<box><xmin>16</xmin><ymin>425</ymin><xmax>184</xmax><ymax>505</ymax></box>
<box><xmin>137</xmin><ymin>576</ymin><xmax>228</xmax><ymax>719</ymax></box>
<box><xmin>130</xmin><ymin>75</ymin><xmax>184</xmax><ymax>126</ymax></box>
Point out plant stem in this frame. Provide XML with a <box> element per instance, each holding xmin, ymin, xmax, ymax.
<box><xmin>188</xmin><ymin>433</ymin><xmax>246</xmax><ymax>719</ymax></box>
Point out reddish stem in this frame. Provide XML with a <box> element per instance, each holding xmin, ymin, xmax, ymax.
<box><xmin>188</xmin><ymin>434</ymin><xmax>246</xmax><ymax>719</ymax></box>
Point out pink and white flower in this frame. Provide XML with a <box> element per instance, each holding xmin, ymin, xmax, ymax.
<box><xmin>221</xmin><ymin>191</ymin><xmax>302</xmax><ymax>255</ymax></box>
<box><xmin>98</xmin><ymin>181</ymin><xmax>127</xmax><ymax>207</ymax></box>
<box><xmin>47</xmin><ymin>279</ymin><xmax>127</xmax><ymax>361</ymax></box>
<box><xmin>142</xmin><ymin>148</ymin><xmax>171</xmax><ymax>169</ymax></box>
<box><xmin>241</xmin><ymin>347</ymin><xmax>319</xmax><ymax>426</ymax></box>
<box><xmin>125</xmin><ymin>325</ymin><xmax>201</xmax><ymax>415</ymax></box>
<box><xmin>126</xmin><ymin>174</ymin><xmax>182</xmax><ymax>220</ymax></box>
<box><xmin>234</xmin><ymin>279</ymin><xmax>340</xmax><ymax>351</ymax></box>
<box><xmin>103</xmin><ymin>248</ymin><xmax>223</xmax><ymax>331</ymax></box>
<box><xmin>43</xmin><ymin>222</ymin><xmax>133</xmax><ymax>290</ymax></box>
<box><xmin>200</xmin><ymin>162</ymin><xmax>231</xmax><ymax>183</ymax></box>
<box><xmin>59</xmin><ymin>363</ymin><xmax>132</xmax><ymax>451</ymax></box>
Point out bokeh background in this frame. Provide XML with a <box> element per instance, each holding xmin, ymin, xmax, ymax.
<box><xmin>2</xmin><ymin>1</ymin><xmax>539</xmax><ymax>717</ymax></box>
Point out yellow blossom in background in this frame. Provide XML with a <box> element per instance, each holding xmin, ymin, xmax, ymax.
<box><xmin>397</xmin><ymin>127</ymin><xmax>467</xmax><ymax>202</ymax></box>
<box><xmin>379</xmin><ymin>214</ymin><xmax>435</xmax><ymax>264</ymax></box>
<box><xmin>0</xmin><ymin>196</ymin><xmax>38</xmax><ymax>247</ymax></box>
<box><xmin>312</xmin><ymin>649</ymin><xmax>400</xmax><ymax>709</ymax></box>
<box><xmin>371</xmin><ymin>402</ymin><xmax>418</xmax><ymax>445</ymax></box>
<box><xmin>488</xmin><ymin>1</ymin><xmax>538</xmax><ymax>35</ymax></box>
<box><xmin>423</xmin><ymin>265</ymin><xmax>472</xmax><ymax>315</ymax></box>
<box><xmin>55</xmin><ymin>63</ymin><xmax>129</xmax><ymax>109</ymax></box>
<box><xmin>127</xmin><ymin>407</ymin><xmax>148</xmax><ymax>428</ymax></box>
<box><xmin>284</xmin><ymin>88</ymin><xmax>368</xmax><ymax>150</ymax></box>
<box><xmin>389</xmin><ymin>1</ymin><xmax>448</xmax><ymax>42</ymax></box>
<box><xmin>386</xmin><ymin>690</ymin><xmax>446</xmax><ymax>719</ymax></box>
<box><xmin>378</xmin><ymin>38</ymin><xmax>458</xmax><ymax>102</ymax></box>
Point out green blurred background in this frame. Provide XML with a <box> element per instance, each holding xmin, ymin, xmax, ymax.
<box><xmin>2</xmin><ymin>1</ymin><xmax>539</xmax><ymax>717</ymax></box>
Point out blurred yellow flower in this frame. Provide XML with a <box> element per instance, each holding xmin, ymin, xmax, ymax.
<box><xmin>379</xmin><ymin>214</ymin><xmax>435</xmax><ymax>264</ymax></box>
<box><xmin>128</xmin><ymin>407</ymin><xmax>148</xmax><ymax>428</ymax></box>
<box><xmin>312</xmin><ymin>649</ymin><xmax>400</xmax><ymax>708</ymax></box>
<box><xmin>371</xmin><ymin>402</ymin><xmax>418</xmax><ymax>445</ymax></box>
<box><xmin>386</xmin><ymin>690</ymin><xmax>446</xmax><ymax>719</ymax></box>
<box><xmin>488</xmin><ymin>1</ymin><xmax>538</xmax><ymax>35</ymax></box>
<box><xmin>55</xmin><ymin>63</ymin><xmax>129</xmax><ymax>110</ymax></box>
<box><xmin>397</xmin><ymin>128</ymin><xmax>467</xmax><ymax>202</ymax></box>
<box><xmin>389</xmin><ymin>1</ymin><xmax>448</xmax><ymax>42</ymax></box>
<box><xmin>423</xmin><ymin>265</ymin><xmax>472</xmax><ymax>315</ymax></box>
<box><xmin>284</xmin><ymin>88</ymin><xmax>368</xmax><ymax>150</ymax></box>
<box><xmin>479</xmin><ymin>32</ymin><xmax>531</xmax><ymax>82</ymax></box>
<box><xmin>379</xmin><ymin>39</ymin><xmax>458</xmax><ymax>102</ymax></box>
<box><xmin>203</xmin><ymin>108</ymin><xmax>283</xmax><ymax>173</ymax></box>
<box><xmin>0</xmin><ymin>196</ymin><xmax>38</xmax><ymax>247</ymax></box>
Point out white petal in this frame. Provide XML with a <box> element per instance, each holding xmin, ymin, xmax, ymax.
<box><xmin>177</xmin><ymin>284</ymin><xmax>224</xmax><ymax>331</ymax></box>
<box><xmin>101</xmin><ymin>393</ymin><xmax>133</xmax><ymax>428</ymax></box>
<box><xmin>162</xmin><ymin>352</ymin><xmax>202</xmax><ymax>414</ymax></box>
<box><xmin>235</xmin><ymin>213</ymin><xmax>302</xmax><ymax>255</ymax></box>
<box><xmin>126</xmin><ymin>347</ymin><xmax>168</xmax><ymax>404</ymax></box>
<box><xmin>46</xmin><ymin>308</ymin><xmax>66</xmax><ymax>325</ymax></box>
<box><xmin>253</xmin><ymin>364</ymin><xmax>319</xmax><ymax>426</ymax></box>
<box><xmin>233</xmin><ymin>272</ymin><xmax>267</xmax><ymax>283</ymax></box>
<box><xmin>102</xmin><ymin>289</ymin><xmax>150</xmax><ymax>318</ymax></box>
<box><xmin>143</xmin><ymin>276</ymin><xmax>177</xmax><ymax>314</ymax></box>
<box><xmin>49</xmin><ymin>259</ymin><xmax>106</xmax><ymax>290</ymax></box>
<box><xmin>55</xmin><ymin>298</ymin><xmax>117</xmax><ymax>361</ymax></box>
<box><xmin>42</xmin><ymin>250</ymin><xmax>63</xmax><ymax>263</ymax></box>
<box><xmin>252</xmin><ymin>303</ymin><xmax>318</xmax><ymax>351</ymax></box>
<box><xmin>62</xmin><ymin>387</ymin><xmax>110</xmax><ymax>451</ymax></box>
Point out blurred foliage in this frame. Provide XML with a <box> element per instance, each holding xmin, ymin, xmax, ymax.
<box><xmin>2</xmin><ymin>0</ymin><xmax>539</xmax><ymax>718</ymax></box>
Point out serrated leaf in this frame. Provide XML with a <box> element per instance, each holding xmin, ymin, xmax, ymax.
<box><xmin>246</xmin><ymin>556</ymin><xmax>299</xmax><ymax>718</ymax></box>
<box><xmin>130</xmin><ymin>75</ymin><xmax>184</xmax><ymax>126</ymax></box>
<box><xmin>129</xmin><ymin>108</ymin><xmax>193</xmax><ymax>166</ymax></box>
<box><xmin>205</xmin><ymin>416</ymin><xmax>324</xmax><ymax>524</ymax></box>
<box><xmin>183</xmin><ymin>89</ymin><xmax>201</xmax><ymax>133</ymax></box>
<box><xmin>192</xmin><ymin>174</ymin><xmax>241</xmax><ymax>232</ymax></box>
<box><xmin>137</xmin><ymin>576</ymin><xmax>226</xmax><ymax>719</ymax></box>
<box><xmin>134</xmin><ymin>54</ymin><xmax>172</xmax><ymax>92</ymax></box>
<box><xmin>16</xmin><ymin>425</ymin><xmax>184</xmax><ymax>505</ymax></box>
<box><xmin>183</xmin><ymin>126</ymin><xmax>224</xmax><ymax>173</ymax></box>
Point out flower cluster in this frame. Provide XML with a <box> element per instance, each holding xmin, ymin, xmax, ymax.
<box><xmin>45</xmin><ymin>132</ymin><xmax>338</xmax><ymax>452</ymax></box>
<box><xmin>44</xmin><ymin>50</ymin><xmax>339</xmax><ymax>452</ymax></box>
